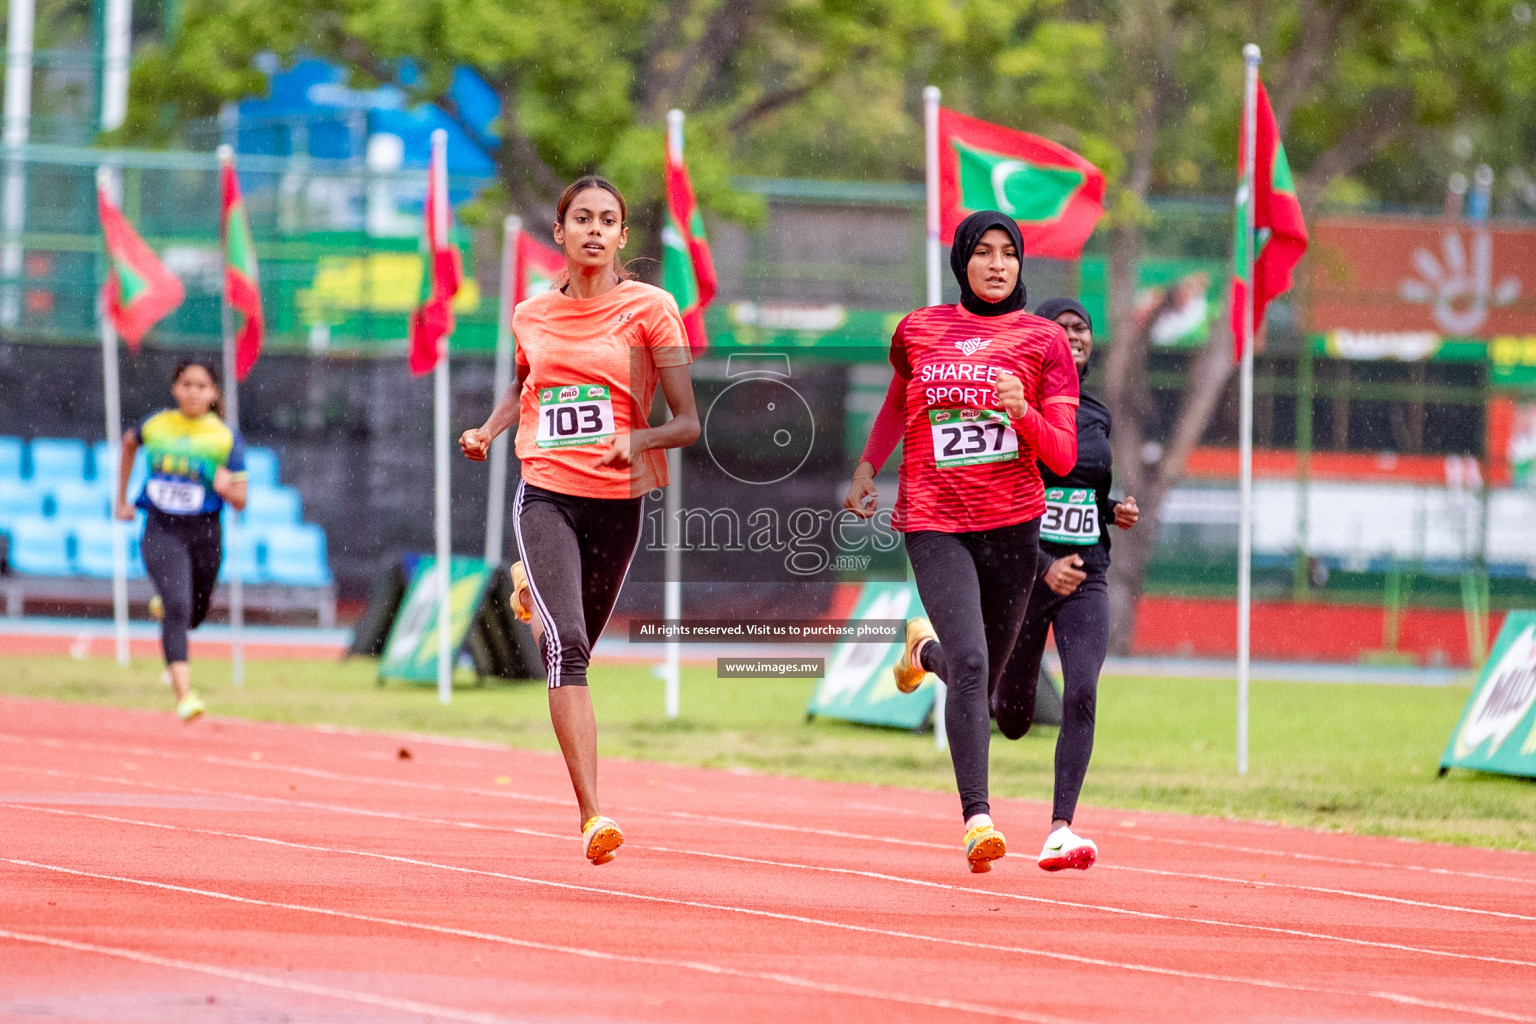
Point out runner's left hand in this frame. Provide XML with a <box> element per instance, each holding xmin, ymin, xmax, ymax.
<box><xmin>596</xmin><ymin>430</ymin><xmax>647</xmax><ymax>469</ymax></box>
<box><xmin>1115</xmin><ymin>496</ymin><xmax>1139</xmax><ymax>529</ymax></box>
<box><xmin>995</xmin><ymin>370</ymin><xmax>1029</xmax><ymax>420</ymax></box>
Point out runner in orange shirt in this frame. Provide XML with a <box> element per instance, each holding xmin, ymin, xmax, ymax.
<box><xmin>461</xmin><ymin>176</ymin><xmax>700</xmax><ymax>865</ymax></box>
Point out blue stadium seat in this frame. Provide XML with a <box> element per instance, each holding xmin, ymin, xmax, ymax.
<box><xmin>7</xmin><ymin>515</ymin><xmax>71</xmax><ymax>576</ymax></box>
<box><xmin>262</xmin><ymin>523</ymin><xmax>332</xmax><ymax>586</ymax></box>
<box><xmin>0</xmin><ymin>483</ymin><xmax>48</xmax><ymax>526</ymax></box>
<box><xmin>28</xmin><ymin>438</ymin><xmax>89</xmax><ymax>482</ymax></box>
<box><xmin>0</xmin><ymin>436</ymin><xmax>22</xmax><ymax>479</ymax></box>
<box><xmin>49</xmin><ymin>481</ymin><xmax>112</xmax><ymax>520</ymax></box>
<box><xmin>243</xmin><ymin>486</ymin><xmax>303</xmax><ymax>525</ymax></box>
<box><xmin>243</xmin><ymin>446</ymin><xmax>280</xmax><ymax>488</ymax></box>
<box><xmin>91</xmin><ymin>441</ymin><xmax>148</xmax><ymax>493</ymax></box>
<box><xmin>219</xmin><ymin>528</ymin><xmax>265</xmax><ymax>583</ymax></box>
<box><xmin>71</xmin><ymin>519</ymin><xmax>143</xmax><ymax>578</ymax></box>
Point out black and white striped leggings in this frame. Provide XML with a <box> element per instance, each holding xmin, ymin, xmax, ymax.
<box><xmin>512</xmin><ymin>480</ymin><xmax>645</xmax><ymax>688</ymax></box>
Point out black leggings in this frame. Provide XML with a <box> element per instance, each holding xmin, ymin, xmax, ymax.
<box><xmin>905</xmin><ymin>520</ymin><xmax>1040</xmax><ymax>822</ymax></box>
<box><xmin>994</xmin><ymin>569</ymin><xmax>1109</xmax><ymax>824</ymax></box>
<box><xmin>512</xmin><ymin>480</ymin><xmax>644</xmax><ymax>689</ymax></box>
<box><xmin>141</xmin><ymin>510</ymin><xmax>222</xmax><ymax>665</ymax></box>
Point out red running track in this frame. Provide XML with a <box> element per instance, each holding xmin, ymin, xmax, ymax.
<box><xmin>1</xmin><ymin>697</ymin><xmax>1533</xmax><ymax>1024</ymax></box>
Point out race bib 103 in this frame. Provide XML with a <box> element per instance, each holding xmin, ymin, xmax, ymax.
<box><xmin>537</xmin><ymin>384</ymin><xmax>616</xmax><ymax>449</ymax></box>
<box><xmin>1040</xmin><ymin>487</ymin><xmax>1099</xmax><ymax>545</ymax></box>
<box><xmin>928</xmin><ymin>408</ymin><xmax>1018</xmax><ymax>469</ymax></box>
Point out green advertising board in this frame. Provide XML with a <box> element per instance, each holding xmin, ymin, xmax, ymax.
<box><xmin>1440</xmin><ymin>611</ymin><xmax>1536</xmax><ymax>779</ymax></box>
<box><xmin>806</xmin><ymin>582</ymin><xmax>938</xmax><ymax>730</ymax></box>
<box><xmin>378</xmin><ymin>556</ymin><xmax>497</xmax><ymax>684</ymax></box>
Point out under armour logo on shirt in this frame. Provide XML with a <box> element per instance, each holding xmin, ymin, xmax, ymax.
<box><xmin>955</xmin><ymin>337</ymin><xmax>992</xmax><ymax>356</ymax></box>
<box><xmin>615</xmin><ymin>312</ymin><xmax>635</xmax><ymax>323</ymax></box>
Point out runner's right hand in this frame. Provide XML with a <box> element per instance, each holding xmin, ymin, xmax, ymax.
<box><xmin>843</xmin><ymin>471</ymin><xmax>879</xmax><ymax>519</ymax></box>
<box><xmin>1044</xmin><ymin>554</ymin><xmax>1087</xmax><ymax>596</ymax></box>
<box><xmin>114</xmin><ymin>500</ymin><xmax>135</xmax><ymax>522</ymax></box>
<box><xmin>459</xmin><ymin>428</ymin><xmax>492</xmax><ymax>462</ymax></box>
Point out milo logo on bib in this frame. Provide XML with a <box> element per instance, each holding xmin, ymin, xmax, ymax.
<box><xmin>1041</xmin><ymin>487</ymin><xmax>1099</xmax><ymax>546</ymax></box>
<box><xmin>537</xmin><ymin>383</ymin><xmax>617</xmax><ymax>449</ymax></box>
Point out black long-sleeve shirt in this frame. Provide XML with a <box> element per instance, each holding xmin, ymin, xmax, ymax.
<box><xmin>1036</xmin><ymin>390</ymin><xmax>1117</xmax><ymax>577</ymax></box>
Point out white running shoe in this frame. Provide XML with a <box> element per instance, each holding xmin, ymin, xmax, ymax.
<box><xmin>1038</xmin><ymin>825</ymin><xmax>1097</xmax><ymax>871</ymax></box>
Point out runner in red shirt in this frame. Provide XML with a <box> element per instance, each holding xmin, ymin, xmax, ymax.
<box><xmin>461</xmin><ymin>176</ymin><xmax>699</xmax><ymax>866</ymax></box>
<box><xmin>844</xmin><ymin>210</ymin><xmax>1079</xmax><ymax>872</ymax></box>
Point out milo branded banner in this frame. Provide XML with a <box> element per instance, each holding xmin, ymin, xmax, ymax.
<box><xmin>1441</xmin><ymin>612</ymin><xmax>1536</xmax><ymax>779</ymax></box>
<box><xmin>806</xmin><ymin>582</ymin><xmax>938</xmax><ymax>730</ymax></box>
<box><xmin>379</xmin><ymin>556</ymin><xmax>497</xmax><ymax>684</ymax></box>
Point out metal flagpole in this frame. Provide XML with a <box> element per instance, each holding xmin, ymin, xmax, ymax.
<box><xmin>217</xmin><ymin>145</ymin><xmax>245</xmax><ymax>688</ymax></box>
<box><xmin>97</xmin><ymin>167</ymin><xmax>130</xmax><ymax>667</ymax></box>
<box><xmin>1236</xmin><ymin>44</ymin><xmax>1261</xmax><ymax>776</ymax></box>
<box><xmin>485</xmin><ymin>215</ymin><xmax>519</xmax><ymax>566</ymax></box>
<box><xmin>431</xmin><ymin>129</ymin><xmax>454</xmax><ymax>705</ymax></box>
<box><xmin>923</xmin><ymin>84</ymin><xmax>947</xmax><ymax>752</ymax></box>
<box><xmin>663</xmin><ymin>109</ymin><xmax>684</xmax><ymax>720</ymax></box>
<box><xmin>1</xmin><ymin>0</ymin><xmax>34</xmax><ymax>329</ymax></box>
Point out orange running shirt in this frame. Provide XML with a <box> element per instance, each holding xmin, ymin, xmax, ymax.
<box><xmin>513</xmin><ymin>280</ymin><xmax>692</xmax><ymax>499</ymax></box>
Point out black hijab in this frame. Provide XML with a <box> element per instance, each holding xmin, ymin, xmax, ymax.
<box><xmin>1034</xmin><ymin>296</ymin><xmax>1094</xmax><ymax>381</ymax></box>
<box><xmin>950</xmin><ymin>210</ymin><xmax>1027</xmax><ymax>317</ymax></box>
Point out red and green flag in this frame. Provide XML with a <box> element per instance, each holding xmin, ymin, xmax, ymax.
<box><xmin>937</xmin><ymin>107</ymin><xmax>1106</xmax><ymax>260</ymax></box>
<box><xmin>220</xmin><ymin>153</ymin><xmax>264</xmax><ymax>381</ymax></box>
<box><xmin>513</xmin><ymin>231</ymin><xmax>564</xmax><ymax>306</ymax></box>
<box><xmin>408</xmin><ymin>139</ymin><xmax>463</xmax><ymax>376</ymax></box>
<box><xmin>1230</xmin><ymin>80</ymin><xmax>1308</xmax><ymax>360</ymax></box>
<box><xmin>97</xmin><ymin>180</ymin><xmax>184</xmax><ymax>350</ymax></box>
<box><xmin>662</xmin><ymin>145</ymin><xmax>717</xmax><ymax>355</ymax></box>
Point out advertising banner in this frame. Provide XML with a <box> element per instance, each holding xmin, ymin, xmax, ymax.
<box><xmin>378</xmin><ymin>556</ymin><xmax>496</xmax><ymax>684</ymax></box>
<box><xmin>1440</xmin><ymin>611</ymin><xmax>1536</xmax><ymax>779</ymax></box>
<box><xmin>1309</xmin><ymin>216</ymin><xmax>1536</xmax><ymax>361</ymax></box>
<box><xmin>806</xmin><ymin>582</ymin><xmax>937</xmax><ymax>730</ymax></box>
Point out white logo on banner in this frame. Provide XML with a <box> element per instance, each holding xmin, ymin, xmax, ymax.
<box><xmin>1454</xmin><ymin>625</ymin><xmax>1536</xmax><ymax>759</ymax></box>
<box><xmin>1398</xmin><ymin>228</ymin><xmax>1521</xmax><ymax>335</ymax></box>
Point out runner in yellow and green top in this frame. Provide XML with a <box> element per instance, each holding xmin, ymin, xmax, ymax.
<box><xmin>114</xmin><ymin>359</ymin><xmax>248</xmax><ymax>722</ymax></box>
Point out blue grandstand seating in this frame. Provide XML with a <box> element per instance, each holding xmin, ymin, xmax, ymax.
<box><xmin>220</xmin><ymin>527</ymin><xmax>265</xmax><ymax>583</ymax></box>
<box><xmin>5</xmin><ymin>437</ymin><xmax>332</xmax><ymax>622</ymax></box>
<box><xmin>262</xmin><ymin>524</ymin><xmax>333</xmax><ymax>586</ymax></box>
<box><xmin>7</xmin><ymin>516</ymin><xmax>71</xmax><ymax>576</ymax></box>
<box><xmin>0</xmin><ymin>484</ymin><xmax>48</xmax><ymax>525</ymax></box>
<box><xmin>243</xmin><ymin>486</ymin><xmax>303</xmax><ymax>525</ymax></box>
<box><xmin>91</xmin><ymin>441</ymin><xmax>148</xmax><ymax>492</ymax></box>
<box><xmin>243</xmin><ymin>446</ymin><xmax>280</xmax><ymax>488</ymax></box>
<box><xmin>0</xmin><ymin>436</ymin><xmax>22</xmax><ymax>479</ymax></box>
<box><xmin>28</xmin><ymin>438</ymin><xmax>88</xmax><ymax>481</ymax></box>
<box><xmin>73</xmin><ymin>520</ymin><xmax>144</xmax><ymax>579</ymax></box>
<box><xmin>49</xmin><ymin>481</ymin><xmax>112</xmax><ymax>520</ymax></box>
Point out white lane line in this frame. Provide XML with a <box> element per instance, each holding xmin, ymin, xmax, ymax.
<box><xmin>5</xmin><ymin>770</ymin><xmax>1532</xmax><ymax>972</ymax></box>
<box><xmin>5</xmin><ymin>734</ymin><xmax>1533</xmax><ymax>919</ymax></box>
<box><xmin>0</xmin><ymin>859</ymin><xmax>1079</xmax><ymax>1024</ymax></box>
<box><xmin>1095</xmin><ymin>828</ymin><xmax>1536</xmax><ymax>886</ymax></box>
<box><xmin>2</xmin><ymin>808</ymin><xmax>1529</xmax><ymax>1024</ymax></box>
<box><xmin>0</xmin><ymin>926</ymin><xmax>515</xmax><ymax>1024</ymax></box>
<box><xmin>1103</xmin><ymin>863</ymin><xmax>1536</xmax><ymax>923</ymax></box>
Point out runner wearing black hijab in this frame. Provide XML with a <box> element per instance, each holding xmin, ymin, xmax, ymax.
<box><xmin>845</xmin><ymin>211</ymin><xmax>1080</xmax><ymax>872</ymax></box>
<box><xmin>991</xmin><ymin>296</ymin><xmax>1139</xmax><ymax>871</ymax></box>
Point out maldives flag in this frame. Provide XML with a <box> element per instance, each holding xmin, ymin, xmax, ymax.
<box><xmin>513</xmin><ymin>231</ymin><xmax>564</xmax><ymax>306</ymax></box>
<box><xmin>408</xmin><ymin>141</ymin><xmax>463</xmax><ymax>376</ymax></box>
<box><xmin>937</xmin><ymin>107</ymin><xmax>1105</xmax><ymax>260</ymax></box>
<box><xmin>220</xmin><ymin>154</ymin><xmax>264</xmax><ymax>381</ymax></box>
<box><xmin>1230</xmin><ymin>80</ymin><xmax>1308</xmax><ymax>360</ymax></box>
<box><xmin>98</xmin><ymin>182</ymin><xmax>184</xmax><ymax>350</ymax></box>
<box><xmin>662</xmin><ymin>148</ymin><xmax>717</xmax><ymax>355</ymax></box>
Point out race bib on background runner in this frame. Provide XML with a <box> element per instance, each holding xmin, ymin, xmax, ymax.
<box><xmin>537</xmin><ymin>384</ymin><xmax>616</xmax><ymax>448</ymax></box>
<box><xmin>144</xmin><ymin>478</ymin><xmax>207</xmax><ymax>514</ymax></box>
<box><xmin>1040</xmin><ymin>487</ymin><xmax>1099</xmax><ymax>545</ymax></box>
<box><xmin>928</xmin><ymin>408</ymin><xmax>1018</xmax><ymax>469</ymax></box>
